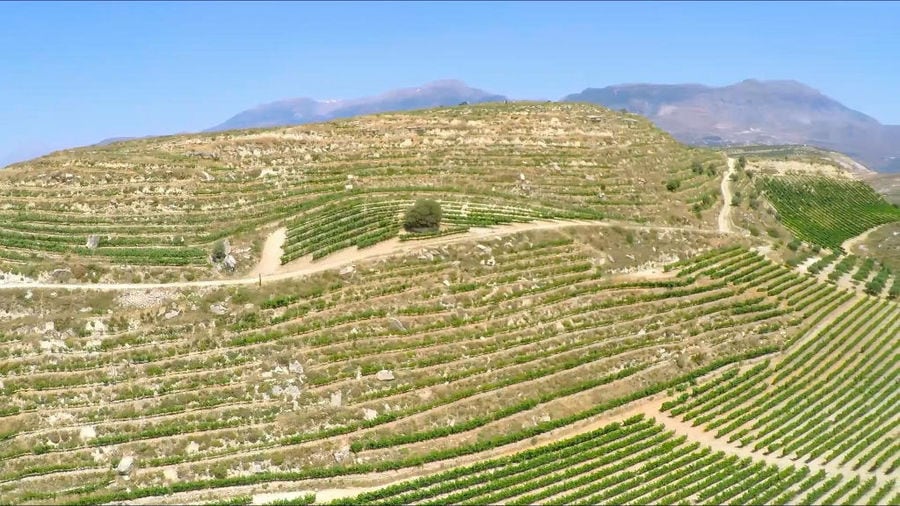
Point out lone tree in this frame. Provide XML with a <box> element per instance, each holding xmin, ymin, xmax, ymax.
<box><xmin>404</xmin><ymin>199</ymin><xmax>442</xmax><ymax>233</ymax></box>
<box><xmin>211</xmin><ymin>239</ymin><xmax>227</xmax><ymax>263</ymax></box>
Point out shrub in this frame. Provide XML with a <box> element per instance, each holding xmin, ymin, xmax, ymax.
<box><xmin>211</xmin><ymin>240</ymin><xmax>227</xmax><ymax>262</ymax></box>
<box><xmin>404</xmin><ymin>199</ymin><xmax>442</xmax><ymax>232</ymax></box>
<box><xmin>666</xmin><ymin>180</ymin><xmax>681</xmax><ymax>192</ymax></box>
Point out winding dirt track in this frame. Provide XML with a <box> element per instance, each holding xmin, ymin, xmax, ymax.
<box><xmin>0</xmin><ymin>219</ymin><xmax>727</xmax><ymax>292</ymax></box>
<box><xmin>718</xmin><ymin>157</ymin><xmax>737</xmax><ymax>234</ymax></box>
<box><xmin>840</xmin><ymin>222</ymin><xmax>889</xmax><ymax>253</ymax></box>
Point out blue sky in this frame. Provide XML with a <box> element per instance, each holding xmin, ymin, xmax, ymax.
<box><xmin>1</xmin><ymin>1</ymin><xmax>898</xmax><ymax>166</ymax></box>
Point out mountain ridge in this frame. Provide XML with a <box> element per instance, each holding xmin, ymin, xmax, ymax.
<box><xmin>563</xmin><ymin>79</ymin><xmax>900</xmax><ymax>172</ymax></box>
<box><xmin>7</xmin><ymin>78</ymin><xmax>898</xmax><ymax>173</ymax></box>
<box><xmin>206</xmin><ymin>79</ymin><xmax>507</xmax><ymax>132</ymax></box>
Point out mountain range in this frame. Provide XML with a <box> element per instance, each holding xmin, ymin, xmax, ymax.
<box><xmin>5</xmin><ymin>78</ymin><xmax>899</xmax><ymax>172</ymax></box>
<box><xmin>205</xmin><ymin>79</ymin><xmax>507</xmax><ymax>132</ymax></box>
<box><xmin>563</xmin><ymin>79</ymin><xmax>900</xmax><ymax>172</ymax></box>
<box><xmin>205</xmin><ymin>78</ymin><xmax>899</xmax><ymax>172</ymax></box>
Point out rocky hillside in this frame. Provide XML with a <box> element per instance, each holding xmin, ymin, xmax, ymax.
<box><xmin>564</xmin><ymin>79</ymin><xmax>900</xmax><ymax>172</ymax></box>
<box><xmin>0</xmin><ymin>102</ymin><xmax>723</xmax><ymax>283</ymax></box>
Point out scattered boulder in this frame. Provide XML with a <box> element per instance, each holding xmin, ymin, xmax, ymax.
<box><xmin>79</xmin><ymin>426</ymin><xmax>97</xmax><ymax>441</ymax></box>
<box><xmin>40</xmin><ymin>339</ymin><xmax>68</xmax><ymax>352</ymax></box>
<box><xmin>51</xmin><ymin>268</ymin><xmax>72</xmax><ymax>281</ymax></box>
<box><xmin>85</xmin><ymin>235</ymin><xmax>100</xmax><ymax>249</ymax></box>
<box><xmin>186</xmin><ymin>441</ymin><xmax>200</xmax><ymax>455</ymax></box>
<box><xmin>163</xmin><ymin>309</ymin><xmax>180</xmax><ymax>320</ymax></box>
<box><xmin>485</xmin><ymin>256</ymin><xmax>496</xmax><ymax>267</ymax></box>
<box><xmin>476</xmin><ymin>244</ymin><xmax>492</xmax><ymax>254</ymax></box>
<box><xmin>84</xmin><ymin>319</ymin><xmax>108</xmax><ymax>336</ymax></box>
<box><xmin>333</xmin><ymin>445</ymin><xmax>352</xmax><ymax>464</ymax></box>
<box><xmin>330</xmin><ymin>391</ymin><xmax>342</xmax><ymax>407</ymax></box>
<box><xmin>283</xmin><ymin>385</ymin><xmax>301</xmax><ymax>400</ymax></box>
<box><xmin>339</xmin><ymin>265</ymin><xmax>356</xmax><ymax>276</ymax></box>
<box><xmin>209</xmin><ymin>303</ymin><xmax>228</xmax><ymax>315</ymax></box>
<box><xmin>375</xmin><ymin>370</ymin><xmax>395</xmax><ymax>381</ymax></box>
<box><xmin>388</xmin><ymin>318</ymin><xmax>406</xmax><ymax>332</ymax></box>
<box><xmin>223</xmin><ymin>254</ymin><xmax>238</xmax><ymax>272</ymax></box>
<box><xmin>163</xmin><ymin>468</ymin><xmax>179</xmax><ymax>482</ymax></box>
<box><xmin>289</xmin><ymin>361</ymin><xmax>304</xmax><ymax>375</ymax></box>
<box><xmin>362</xmin><ymin>408</ymin><xmax>378</xmax><ymax>421</ymax></box>
<box><xmin>116</xmin><ymin>455</ymin><xmax>135</xmax><ymax>475</ymax></box>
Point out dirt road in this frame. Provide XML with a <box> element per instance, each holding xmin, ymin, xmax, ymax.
<box><xmin>718</xmin><ymin>157</ymin><xmax>737</xmax><ymax>234</ymax></box>
<box><xmin>0</xmin><ymin>219</ymin><xmax>725</xmax><ymax>292</ymax></box>
<box><xmin>249</xmin><ymin>227</ymin><xmax>286</xmax><ymax>277</ymax></box>
<box><xmin>840</xmin><ymin>222</ymin><xmax>887</xmax><ymax>254</ymax></box>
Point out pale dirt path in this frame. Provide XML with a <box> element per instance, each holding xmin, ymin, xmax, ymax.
<box><xmin>0</xmin><ymin>219</ymin><xmax>724</xmax><ymax>292</ymax></box>
<box><xmin>249</xmin><ymin>227</ymin><xmax>286</xmax><ymax>277</ymax></box>
<box><xmin>841</xmin><ymin>222</ymin><xmax>889</xmax><ymax>254</ymax></box>
<box><xmin>718</xmin><ymin>157</ymin><xmax>737</xmax><ymax>234</ymax></box>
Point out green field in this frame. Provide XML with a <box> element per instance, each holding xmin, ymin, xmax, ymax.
<box><xmin>758</xmin><ymin>175</ymin><xmax>900</xmax><ymax>250</ymax></box>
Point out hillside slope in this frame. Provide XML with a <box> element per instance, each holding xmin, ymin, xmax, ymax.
<box><xmin>0</xmin><ymin>102</ymin><xmax>723</xmax><ymax>283</ymax></box>
<box><xmin>1</xmin><ymin>102</ymin><xmax>899</xmax><ymax>505</ymax></box>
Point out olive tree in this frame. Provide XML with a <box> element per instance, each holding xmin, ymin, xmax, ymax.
<box><xmin>404</xmin><ymin>199</ymin><xmax>442</xmax><ymax>232</ymax></box>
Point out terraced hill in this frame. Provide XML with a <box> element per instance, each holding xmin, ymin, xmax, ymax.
<box><xmin>0</xmin><ymin>103</ymin><xmax>898</xmax><ymax>505</ymax></box>
<box><xmin>0</xmin><ymin>102</ymin><xmax>723</xmax><ymax>284</ymax></box>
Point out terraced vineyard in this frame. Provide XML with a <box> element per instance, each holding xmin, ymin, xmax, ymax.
<box><xmin>661</xmin><ymin>296</ymin><xmax>898</xmax><ymax>472</ymax></box>
<box><xmin>2</xmin><ymin>103</ymin><xmax>899</xmax><ymax>505</ymax></box>
<box><xmin>0</xmin><ymin>226</ymin><xmax>848</xmax><ymax>504</ymax></box>
<box><xmin>337</xmin><ymin>415</ymin><xmax>890</xmax><ymax>506</ymax></box>
<box><xmin>280</xmin><ymin>197</ymin><xmax>597</xmax><ymax>262</ymax></box>
<box><xmin>757</xmin><ymin>175</ymin><xmax>900</xmax><ymax>250</ymax></box>
<box><xmin>0</xmin><ymin>102</ymin><xmax>722</xmax><ymax>282</ymax></box>
<box><xmin>319</xmin><ymin>256</ymin><xmax>897</xmax><ymax>506</ymax></box>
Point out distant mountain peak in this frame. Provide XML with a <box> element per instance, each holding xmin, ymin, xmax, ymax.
<box><xmin>564</xmin><ymin>78</ymin><xmax>899</xmax><ymax>172</ymax></box>
<box><xmin>422</xmin><ymin>78</ymin><xmax>469</xmax><ymax>88</ymax></box>
<box><xmin>207</xmin><ymin>80</ymin><xmax>506</xmax><ymax>132</ymax></box>
<box><xmin>731</xmin><ymin>78</ymin><xmax>821</xmax><ymax>95</ymax></box>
